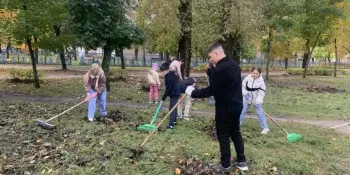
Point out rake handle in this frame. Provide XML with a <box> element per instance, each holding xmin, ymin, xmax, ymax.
<box><xmin>45</xmin><ymin>100</ymin><xmax>87</xmax><ymax>122</ymax></box>
<box><xmin>140</xmin><ymin>94</ymin><xmax>187</xmax><ymax>147</ymax></box>
<box><xmin>252</xmin><ymin>103</ymin><xmax>289</xmax><ymax>134</ymax></box>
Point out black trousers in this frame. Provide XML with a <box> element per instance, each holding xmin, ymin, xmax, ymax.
<box><xmin>215</xmin><ymin>107</ymin><xmax>246</xmax><ymax>168</ymax></box>
<box><xmin>169</xmin><ymin>96</ymin><xmax>179</xmax><ymax>126</ymax></box>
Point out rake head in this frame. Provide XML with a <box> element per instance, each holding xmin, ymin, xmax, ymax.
<box><xmin>287</xmin><ymin>133</ymin><xmax>303</xmax><ymax>143</ymax></box>
<box><xmin>36</xmin><ymin>119</ymin><xmax>56</xmax><ymax>130</ymax></box>
<box><xmin>136</xmin><ymin>124</ymin><xmax>157</xmax><ymax>132</ymax></box>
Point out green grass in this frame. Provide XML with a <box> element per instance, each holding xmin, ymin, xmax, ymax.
<box><xmin>0</xmin><ymin>101</ymin><xmax>349</xmax><ymax>174</ymax></box>
<box><xmin>1</xmin><ymin>75</ymin><xmax>350</xmax><ymax>120</ymax></box>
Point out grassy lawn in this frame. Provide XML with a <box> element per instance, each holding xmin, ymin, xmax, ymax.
<box><xmin>0</xmin><ymin>101</ymin><xmax>349</xmax><ymax>174</ymax></box>
<box><xmin>0</xmin><ymin>75</ymin><xmax>350</xmax><ymax>120</ymax></box>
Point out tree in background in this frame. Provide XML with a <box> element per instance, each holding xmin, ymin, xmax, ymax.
<box><xmin>293</xmin><ymin>0</ymin><xmax>343</xmax><ymax>78</ymax></box>
<box><xmin>68</xmin><ymin>0</ymin><xmax>145</xmax><ymax>91</ymax></box>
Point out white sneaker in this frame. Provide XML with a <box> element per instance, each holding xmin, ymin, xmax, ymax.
<box><xmin>183</xmin><ymin>116</ymin><xmax>190</xmax><ymax>121</ymax></box>
<box><xmin>148</xmin><ymin>101</ymin><xmax>153</xmax><ymax>104</ymax></box>
<box><xmin>261</xmin><ymin>128</ymin><xmax>270</xmax><ymax>134</ymax></box>
<box><xmin>88</xmin><ymin>118</ymin><xmax>94</xmax><ymax>122</ymax></box>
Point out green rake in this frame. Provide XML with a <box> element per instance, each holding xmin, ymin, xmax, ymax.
<box><xmin>253</xmin><ymin>104</ymin><xmax>302</xmax><ymax>143</ymax></box>
<box><xmin>137</xmin><ymin>101</ymin><xmax>163</xmax><ymax>132</ymax></box>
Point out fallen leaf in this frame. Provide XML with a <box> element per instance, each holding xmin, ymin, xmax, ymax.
<box><xmin>4</xmin><ymin>165</ymin><xmax>14</xmax><ymax>170</ymax></box>
<box><xmin>186</xmin><ymin>158</ymin><xmax>193</xmax><ymax>166</ymax></box>
<box><xmin>30</xmin><ymin>160</ymin><xmax>35</xmax><ymax>164</ymax></box>
<box><xmin>24</xmin><ymin>156</ymin><xmax>36</xmax><ymax>162</ymax></box>
<box><xmin>203</xmin><ymin>153</ymin><xmax>210</xmax><ymax>156</ymax></box>
<box><xmin>48</xmin><ymin>169</ymin><xmax>53</xmax><ymax>173</ymax></box>
<box><xmin>43</xmin><ymin>142</ymin><xmax>52</xmax><ymax>147</ymax></box>
<box><xmin>99</xmin><ymin>140</ymin><xmax>105</xmax><ymax>146</ymax></box>
<box><xmin>39</xmin><ymin>149</ymin><xmax>49</xmax><ymax>157</ymax></box>
<box><xmin>44</xmin><ymin>156</ymin><xmax>50</xmax><ymax>159</ymax></box>
<box><xmin>22</xmin><ymin>140</ymin><xmax>31</xmax><ymax>144</ymax></box>
<box><xmin>24</xmin><ymin>171</ymin><xmax>31</xmax><ymax>175</ymax></box>
<box><xmin>331</xmin><ymin>138</ymin><xmax>336</xmax><ymax>141</ymax></box>
<box><xmin>175</xmin><ymin>168</ymin><xmax>181</xmax><ymax>175</ymax></box>
<box><xmin>271</xmin><ymin>167</ymin><xmax>278</xmax><ymax>172</ymax></box>
<box><xmin>36</xmin><ymin>139</ymin><xmax>42</xmax><ymax>143</ymax></box>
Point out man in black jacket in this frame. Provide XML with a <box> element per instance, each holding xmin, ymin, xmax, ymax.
<box><xmin>185</xmin><ymin>43</ymin><xmax>248</xmax><ymax>172</ymax></box>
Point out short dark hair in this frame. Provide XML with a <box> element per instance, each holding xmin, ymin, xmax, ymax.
<box><xmin>207</xmin><ymin>42</ymin><xmax>222</xmax><ymax>53</ymax></box>
<box><xmin>160</xmin><ymin>62</ymin><xmax>170</xmax><ymax>71</ymax></box>
<box><xmin>251</xmin><ymin>66</ymin><xmax>262</xmax><ymax>73</ymax></box>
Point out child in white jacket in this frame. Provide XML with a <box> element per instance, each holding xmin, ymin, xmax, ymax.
<box><xmin>240</xmin><ymin>66</ymin><xmax>269</xmax><ymax>134</ymax></box>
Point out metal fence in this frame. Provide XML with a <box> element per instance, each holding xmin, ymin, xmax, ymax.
<box><xmin>1</xmin><ymin>51</ymin><xmax>350</xmax><ymax>68</ymax></box>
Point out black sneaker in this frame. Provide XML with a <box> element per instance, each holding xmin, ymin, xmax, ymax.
<box><xmin>236</xmin><ymin>162</ymin><xmax>249</xmax><ymax>171</ymax></box>
<box><xmin>212</xmin><ymin>163</ymin><xmax>232</xmax><ymax>173</ymax></box>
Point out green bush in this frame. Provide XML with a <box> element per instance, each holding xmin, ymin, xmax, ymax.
<box><xmin>196</xmin><ymin>64</ymin><xmax>207</xmax><ymax>72</ymax></box>
<box><xmin>109</xmin><ymin>69</ymin><xmax>128</xmax><ymax>79</ymax></box>
<box><xmin>286</xmin><ymin>68</ymin><xmax>334</xmax><ymax>76</ymax></box>
<box><xmin>314</xmin><ymin>69</ymin><xmax>333</xmax><ymax>76</ymax></box>
<box><xmin>8</xmin><ymin>68</ymin><xmax>43</xmax><ymax>81</ymax></box>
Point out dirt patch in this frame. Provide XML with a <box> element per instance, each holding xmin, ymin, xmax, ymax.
<box><xmin>305</xmin><ymin>85</ymin><xmax>345</xmax><ymax>93</ymax></box>
<box><xmin>177</xmin><ymin>157</ymin><xmax>212</xmax><ymax>175</ymax></box>
<box><xmin>96</xmin><ymin>110</ymin><xmax>124</xmax><ymax>124</ymax></box>
<box><xmin>201</xmin><ymin>120</ymin><xmax>217</xmax><ymax>140</ymax></box>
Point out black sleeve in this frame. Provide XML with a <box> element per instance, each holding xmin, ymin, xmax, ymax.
<box><xmin>191</xmin><ymin>86</ymin><xmax>213</xmax><ymax>98</ymax></box>
<box><xmin>192</xmin><ymin>68</ymin><xmax>225</xmax><ymax>98</ymax></box>
<box><xmin>162</xmin><ymin>79</ymin><xmax>171</xmax><ymax>101</ymax></box>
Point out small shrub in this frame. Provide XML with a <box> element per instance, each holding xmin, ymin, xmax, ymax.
<box><xmin>8</xmin><ymin>68</ymin><xmax>43</xmax><ymax>82</ymax></box>
<box><xmin>196</xmin><ymin>64</ymin><xmax>207</xmax><ymax>72</ymax></box>
<box><xmin>314</xmin><ymin>68</ymin><xmax>333</xmax><ymax>76</ymax></box>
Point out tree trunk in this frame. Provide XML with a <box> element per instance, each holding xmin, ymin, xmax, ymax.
<box><xmin>142</xmin><ymin>47</ymin><xmax>146</xmax><ymax>66</ymax></box>
<box><xmin>303</xmin><ymin>40</ymin><xmax>310</xmax><ymax>78</ymax></box>
<box><xmin>102</xmin><ymin>45</ymin><xmax>113</xmax><ymax>91</ymax></box>
<box><xmin>34</xmin><ymin>37</ymin><xmax>39</xmax><ymax>63</ymax></box>
<box><xmin>73</xmin><ymin>43</ymin><xmax>77</xmax><ymax>61</ymax></box>
<box><xmin>165</xmin><ymin>52</ymin><xmax>170</xmax><ymax>61</ymax></box>
<box><xmin>6</xmin><ymin>37</ymin><xmax>11</xmax><ymax>59</ymax></box>
<box><xmin>334</xmin><ymin>38</ymin><xmax>338</xmax><ymax>77</ymax></box>
<box><xmin>54</xmin><ymin>24</ymin><xmax>67</xmax><ymax>70</ymax></box>
<box><xmin>218</xmin><ymin>0</ymin><xmax>241</xmax><ymax>64</ymax></box>
<box><xmin>265</xmin><ymin>29</ymin><xmax>272</xmax><ymax>80</ymax></box>
<box><xmin>135</xmin><ymin>46</ymin><xmax>139</xmax><ymax>60</ymax></box>
<box><xmin>159</xmin><ymin>52</ymin><xmax>164</xmax><ymax>60</ymax></box>
<box><xmin>85</xmin><ymin>48</ymin><xmax>89</xmax><ymax>57</ymax></box>
<box><xmin>178</xmin><ymin>0</ymin><xmax>192</xmax><ymax>78</ymax></box>
<box><xmin>27</xmin><ymin>38</ymin><xmax>40</xmax><ymax>88</ymax></box>
<box><xmin>120</xmin><ymin>47</ymin><xmax>126</xmax><ymax>69</ymax></box>
<box><xmin>302</xmin><ymin>53</ymin><xmax>307</xmax><ymax>68</ymax></box>
<box><xmin>284</xmin><ymin>58</ymin><xmax>288</xmax><ymax>70</ymax></box>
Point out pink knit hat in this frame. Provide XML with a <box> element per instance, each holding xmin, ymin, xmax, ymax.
<box><xmin>152</xmin><ymin>63</ymin><xmax>158</xmax><ymax>71</ymax></box>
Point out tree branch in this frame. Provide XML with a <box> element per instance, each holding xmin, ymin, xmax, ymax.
<box><xmin>342</xmin><ymin>46</ymin><xmax>350</xmax><ymax>53</ymax></box>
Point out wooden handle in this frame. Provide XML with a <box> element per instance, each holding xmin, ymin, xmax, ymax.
<box><xmin>253</xmin><ymin>103</ymin><xmax>289</xmax><ymax>134</ymax></box>
<box><xmin>140</xmin><ymin>95</ymin><xmax>187</xmax><ymax>147</ymax></box>
<box><xmin>45</xmin><ymin>100</ymin><xmax>86</xmax><ymax>122</ymax></box>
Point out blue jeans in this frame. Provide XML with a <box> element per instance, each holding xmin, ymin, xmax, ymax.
<box><xmin>88</xmin><ymin>89</ymin><xmax>107</xmax><ymax>119</ymax></box>
<box><xmin>240</xmin><ymin>102</ymin><xmax>268</xmax><ymax>129</ymax></box>
<box><xmin>169</xmin><ymin>96</ymin><xmax>179</xmax><ymax>126</ymax></box>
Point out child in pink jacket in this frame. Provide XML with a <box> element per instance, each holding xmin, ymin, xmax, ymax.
<box><xmin>147</xmin><ymin>63</ymin><xmax>161</xmax><ymax>104</ymax></box>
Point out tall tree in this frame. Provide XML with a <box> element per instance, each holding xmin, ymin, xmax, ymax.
<box><xmin>178</xmin><ymin>0</ymin><xmax>192</xmax><ymax>78</ymax></box>
<box><xmin>68</xmin><ymin>0</ymin><xmax>145</xmax><ymax>91</ymax></box>
<box><xmin>9</xmin><ymin>0</ymin><xmax>53</xmax><ymax>88</ymax></box>
<box><xmin>293</xmin><ymin>0</ymin><xmax>342</xmax><ymax>78</ymax></box>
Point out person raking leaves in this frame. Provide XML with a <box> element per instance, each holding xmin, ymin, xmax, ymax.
<box><xmin>184</xmin><ymin>43</ymin><xmax>249</xmax><ymax>173</ymax></box>
<box><xmin>159</xmin><ymin>62</ymin><xmax>180</xmax><ymax>129</ymax></box>
<box><xmin>83</xmin><ymin>63</ymin><xmax>107</xmax><ymax>122</ymax></box>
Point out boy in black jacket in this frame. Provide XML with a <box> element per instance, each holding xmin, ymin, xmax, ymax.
<box><xmin>160</xmin><ymin>62</ymin><xmax>180</xmax><ymax>129</ymax></box>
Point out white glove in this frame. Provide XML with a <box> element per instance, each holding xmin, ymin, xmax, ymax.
<box><xmin>185</xmin><ymin>86</ymin><xmax>195</xmax><ymax>96</ymax></box>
